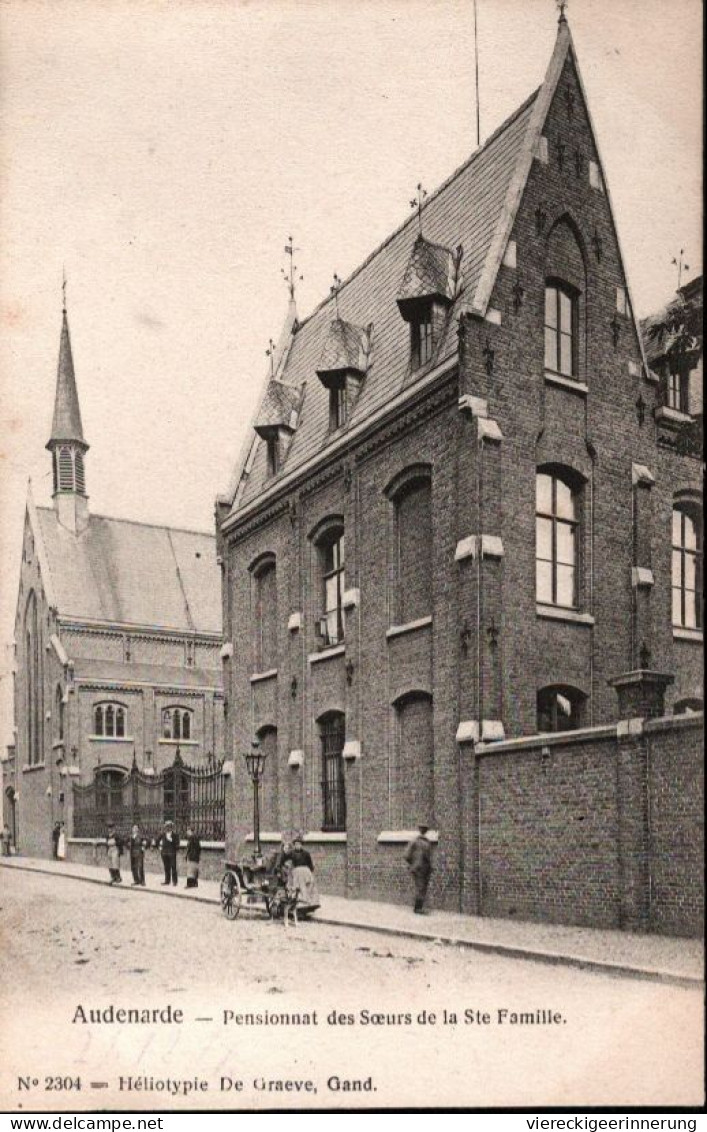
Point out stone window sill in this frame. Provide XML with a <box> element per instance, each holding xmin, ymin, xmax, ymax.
<box><xmin>536</xmin><ymin>604</ymin><xmax>595</xmax><ymax>626</ymax></box>
<box><xmin>673</xmin><ymin>626</ymin><xmax>703</xmax><ymax>643</ymax></box>
<box><xmin>22</xmin><ymin>763</ymin><xmax>46</xmax><ymax>773</ymax></box>
<box><xmin>377</xmin><ymin>829</ymin><xmax>439</xmax><ymax>844</ymax></box>
<box><xmin>249</xmin><ymin>668</ymin><xmax>278</xmax><ymax>684</ymax></box>
<box><xmin>655</xmin><ymin>406</ymin><xmax>692</xmax><ymax>426</ymax></box>
<box><xmin>89</xmin><ymin>735</ymin><xmax>134</xmax><ymax>743</ymax></box>
<box><xmin>308</xmin><ymin>644</ymin><xmax>345</xmax><ymax>665</ymax></box>
<box><xmin>544</xmin><ymin>371</ymin><xmax>588</xmax><ymax>396</ymax></box>
<box><xmin>158</xmin><ymin>738</ymin><xmax>199</xmax><ymax>746</ymax></box>
<box><xmin>386</xmin><ymin>615</ymin><xmax>433</xmax><ymax>640</ymax></box>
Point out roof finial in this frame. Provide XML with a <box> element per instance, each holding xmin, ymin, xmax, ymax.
<box><xmin>281</xmin><ymin>236</ymin><xmax>303</xmax><ymax>302</ymax></box>
<box><xmin>62</xmin><ymin>266</ymin><xmax>67</xmax><ymax>314</ymax></box>
<box><xmin>266</xmin><ymin>337</ymin><xmax>276</xmax><ymax>378</ymax></box>
<box><xmin>330</xmin><ymin>273</ymin><xmax>342</xmax><ymax>318</ymax></box>
<box><xmin>409</xmin><ymin>182</ymin><xmax>428</xmax><ymax>235</ymax></box>
<box><xmin>671</xmin><ymin>249</ymin><xmax>689</xmax><ymax>290</ymax></box>
<box><xmin>556</xmin><ymin>0</ymin><xmax>568</xmax><ymax>25</ymax></box>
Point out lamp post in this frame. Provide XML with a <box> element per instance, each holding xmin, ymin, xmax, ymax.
<box><xmin>244</xmin><ymin>739</ymin><xmax>267</xmax><ymax>858</ymax></box>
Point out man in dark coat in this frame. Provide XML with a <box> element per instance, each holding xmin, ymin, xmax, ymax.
<box><xmin>158</xmin><ymin>821</ymin><xmax>180</xmax><ymax>886</ymax></box>
<box><xmin>129</xmin><ymin>824</ymin><xmax>147</xmax><ymax>886</ymax></box>
<box><xmin>404</xmin><ymin>824</ymin><xmax>433</xmax><ymax>914</ymax></box>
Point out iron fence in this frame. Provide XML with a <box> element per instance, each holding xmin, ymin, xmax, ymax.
<box><xmin>72</xmin><ymin>752</ymin><xmax>226</xmax><ymax>842</ymax></box>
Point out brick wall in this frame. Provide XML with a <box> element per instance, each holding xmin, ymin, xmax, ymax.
<box><xmin>461</xmin><ymin>713</ymin><xmax>703</xmax><ymax>938</ymax></box>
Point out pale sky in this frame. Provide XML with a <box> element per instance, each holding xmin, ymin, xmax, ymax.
<box><xmin>0</xmin><ymin>0</ymin><xmax>702</xmax><ymax>746</ymax></box>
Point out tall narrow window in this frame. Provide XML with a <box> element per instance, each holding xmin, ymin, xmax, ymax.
<box><xmin>55</xmin><ymin>686</ymin><xmax>65</xmax><ymax>744</ymax></box>
<box><xmin>393</xmin><ymin>473</ymin><xmax>432</xmax><ymax>625</ymax></box>
<box><xmin>537</xmin><ymin>685</ymin><xmax>585</xmax><ymax>732</ymax></box>
<box><xmin>411</xmin><ymin>306</ymin><xmax>434</xmax><ymax>370</ymax></box>
<box><xmin>74</xmin><ymin>451</ymin><xmax>86</xmax><ymax>493</ymax></box>
<box><xmin>95</xmin><ymin>705</ymin><xmax>104</xmax><ymax>737</ymax></box>
<box><xmin>254</xmin><ymin>558</ymin><xmax>278</xmax><ymax>671</ymax></box>
<box><xmin>395</xmin><ymin>692</ymin><xmax>434</xmax><ymax>829</ymax></box>
<box><xmin>666</xmin><ymin>367</ymin><xmax>690</xmax><ymax>414</ymax></box>
<box><xmin>266</xmin><ymin>435</ymin><xmax>280</xmax><ymax>477</ymax></box>
<box><xmin>321</xmin><ymin>530</ymin><xmax>345</xmax><ymax>646</ymax></box>
<box><xmin>257</xmin><ymin>726</ymin><xmax>279</xmax><ymax>834</ymax></box>
<box><xmin>544</xmin><ymin>282</ymin><xmax>577</xmax><ymax>377</ymax></box>
<box><xmin>25</xmin><ymin>593</ymin><xmax>41</xmax><ymax>766</ymax></box>
<box><xmin>320</xmin><ymin>713</ymin><xmax>346</xmax><ymax>832</ymax></box>
<box><xmin>536</xmin><ymin>471</ymin><xmax>579</xmax><ymax>608</ymax></box>
<box><xmin>329</xmin><ymin>382</ymin><xmax>347</xmax><ymax>431</ymax></box>
<box><xmin>672</xmin><ymin>506</ymin><xmax>702</xmax><ymax>629</ymax></box>
<box><xmin>58</xmin><ymin>447</ymin><xmax>74</xmax><ymax>490</ymax></box>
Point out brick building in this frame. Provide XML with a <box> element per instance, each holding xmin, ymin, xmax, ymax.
<box><xmin>216</xmin><ymin>18</ymin><xmax>703</xmax><ymax>911</ymax></box>
<box><xmin>4</xmin><ymin>305</ymin><xmax>224</xmax><ymax>858</ymax></box>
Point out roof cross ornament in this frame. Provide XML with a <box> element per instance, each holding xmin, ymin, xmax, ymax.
<box><xmin>330</xmin><ymin>273</ymin><xmax>342</xmax><ymax>317</ymax></box>
<box><xmin>671</xmin><ymin>249</ymin><xmax>689</xmax><ymax>290</ymax></box>
<box><xmin>281</xmin><ymin>235</ymin><xmax>303</xmax><ymax>301</ymax></box>
<box><xmin>62</xmin><ymin>266</ymin><xmax>67</xmax><ymax>314</ymax></box>
<box><xmin>265</xmin><ymin>337</ymin><xmax>277</xmax><ymax>378</ymax></box>
<box><xmin>409</xmin><ymin>182</ymin><xmax>428</xmax><ymax>235</ymax></box>
<box><xmin>556</xmin><ymin>0</ymin><xmax>568</xmax><ymax>24</ymax></box>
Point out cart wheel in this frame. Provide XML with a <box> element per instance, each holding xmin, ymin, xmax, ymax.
<box><xmin>220</xmin><ymin>870</ymin><xmax>241</xmax><ymax>919</ymax></box>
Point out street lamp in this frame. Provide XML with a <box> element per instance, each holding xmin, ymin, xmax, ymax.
<box><xmin>244</xmin><ymin>739</ymin><xmax>267</xmax><ymax>858</ymax></box>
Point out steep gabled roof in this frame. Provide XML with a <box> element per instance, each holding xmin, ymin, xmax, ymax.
<box><xmin>47</xmin><ymin>310</ymin><xmax>86</xmax><ymax>447</ymax></box>
<box><xmin>34</xmin><ymin>508</ymin><xmax>221</xmax><ymax>634</ymax></box>
<box><xmin>224</xmin><ymin>19</ymin><xmax>649</xmax><ymax>521</ymax></box>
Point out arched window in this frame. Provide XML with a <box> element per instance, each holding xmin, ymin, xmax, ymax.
<box><xmin>319</xmin><ymin>527</ymin><xmax>345</xmax><ymax>646</ymax></box>
<box><xmin>94</xmin><ymin>703</ymin><xmax>128</xmax><ymax>739</ymax></box>
<box><xmin>162</xmin><ymin>707</ymin><xmax>193</xmax><ymax>741</ymax></box>
<box><xmin>319</xmin><ymin>712</ymin><xmax>346</xmax><ymax>832</ymax></box>
<box><xmin>25</xmin><ymin>592</ymin><xmax>41</xmax><ymax>766</ymax></box>
<box><xmin>536</xmin><ymin>469</ymin><xmax>580</xmax><ymax>608</ymax></box>
<box><xmin>257</xmin><ymin>725</ymin><xmax>279</xmax><ymax>833</ymax></box>
<box><xmin>672</xmin><ymin>505</ymin><xmax>702</xmax><ymax>629</ymax></box>
<box><xmin>391</xmin><ymin>470</ymin><xmax>432</xmax><ymax>625</ymax></box>
<box><xmin>395</xmin><ymin>692</ymin><xmax>434</xmax><ymax>829</ymax></box>
<box><xmin>95</xmin><ymin>768</ymin><xmax>127</xmax><ymax>827</ymax></box>
<box><xmin>58</xmin><ymin>447</ymin><xmax>74</xmax><ymax>491</ymax></box>
<box><xmin>544</xmin><ymin>280</ymin><xmax>578</xmax><ymax>377</ymax></box>
<box><xmin>253</xmin><ymin>557</ymin><xmax>278</xmax><ymax>672</ymax></box>
<box><xmin>537</xmin><ymin>685</ymin><xmax>585</xmax><ymax>733</ymax></box>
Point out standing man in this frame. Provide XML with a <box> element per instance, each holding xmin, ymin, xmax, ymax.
<box><xmin>129</xmin><ymin>824</ymin><xmax>147</xmax><ymax>886</ymax></box>
<box><xmin>404</xmin><ymin>824</ymin><xmax>433</xmax><ymax>914</ymax></box>
<box><xmin>51</xmin><ymin>821</ymin><xmax>61</xmax><ymax>859</ymax></box>
<box><xmin>158</xmin><ymin>820</ymin><xmax>180</xmax><ymax>886</ymax></box>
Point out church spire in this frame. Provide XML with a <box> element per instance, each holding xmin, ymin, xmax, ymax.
<box><xmin>46</xmin><ymin>289</ymin><xmax>89</xmax><ymax>534</ymax></box>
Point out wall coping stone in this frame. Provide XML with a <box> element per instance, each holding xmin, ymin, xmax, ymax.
<box><xmin>475</xmin><ymin>723</ymin><xmax>616</xmax><ymax>755</ymax></box>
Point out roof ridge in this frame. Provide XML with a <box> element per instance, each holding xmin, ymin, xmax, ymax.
<box><xmin>293</xmin><ymin>86</ymin><xmax>541</xmax><ymax>335</ymax></box>
<box><xmin>36</xmin><ymin>506</ymin><xmax>215</xmax><ymax>540</ymax></box>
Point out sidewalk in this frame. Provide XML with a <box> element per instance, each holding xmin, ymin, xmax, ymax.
<box><xmin>1</xmin><ymin>855</ymin><xmax>702</xmax><ymax>987</ymax></box>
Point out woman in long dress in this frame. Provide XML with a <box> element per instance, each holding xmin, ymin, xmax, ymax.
<box><xmin>288</xmin><ymin>835</ymin><xmax>320</xmax><ymax>914</ymax></box>
<box><xmin>106</xmin><ymin>824</ymin><xmax>123</xmax><ymax>884</ymax></box>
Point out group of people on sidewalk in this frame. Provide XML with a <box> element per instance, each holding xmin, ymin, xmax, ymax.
<box><xmin>102</xmin><ymin>819</ymin><xmax>434</xmax><ymax>914</ymax></box>
<box><xmin>106</xmin><ymin>820</ymin><xmax>202</xmax><ymax>889</ymax></box>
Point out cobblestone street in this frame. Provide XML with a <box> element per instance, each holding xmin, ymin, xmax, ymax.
<box><xmin>1</xmin><ymin>869</ymin><xmax>703</xmax><ymax>1110</ymax></box>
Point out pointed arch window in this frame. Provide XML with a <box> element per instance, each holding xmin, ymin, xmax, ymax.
<box><xmin>537</xmin><ymin>685</ymin><xmax>585</xmax><ymax>733</ymax></box>
<box><xmin>389</xmin><ymin>469</ymin><xmax>433</xmax><ymax>625</ymax></box>
<box><xmin>25</xmin><ymin>592</ymin><xmax>42</xmax><ymax>766</ymax></box>
<box><xmin>55</xmin><ymin>686</ymin><xmax>65</xmax><ymax>744</ymax></box>
<box><xmin>252</xmin><ymin>556</ymin><xmax>278</xmax><ymax>672</ymax></box>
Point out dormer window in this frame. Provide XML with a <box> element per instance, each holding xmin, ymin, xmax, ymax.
<box><xmin>254</xmin><ymin>380</ymin><xmax>302</xmax><ymax>479</ymax></box>
<box><xmin>317</xmin><ymin>318</ymin><xmax>371</xmax><ymax>433</ymax></box>
<box><xmin>397</xmin><ymin>235</ymin><xmax>461</xmax><ymax>373</ymax></box>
